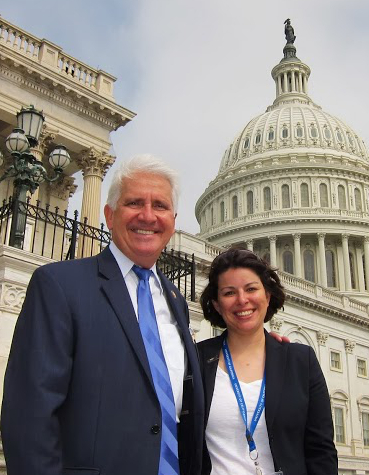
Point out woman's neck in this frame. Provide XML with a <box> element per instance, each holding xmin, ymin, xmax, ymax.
<box><xmin>226</xmin><ymin>328</ymin><xmax>265</xmax><ymax>357</ymax></box>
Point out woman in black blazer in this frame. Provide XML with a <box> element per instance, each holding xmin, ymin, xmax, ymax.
<box><xmin>197</xmin><ymin>248</ymin><xmax>338</xmax><ymax>475</ymax></box>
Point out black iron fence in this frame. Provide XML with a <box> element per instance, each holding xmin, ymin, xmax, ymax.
<box><xmin>0</xmin><ymin>197</ymin><xmax>196</xmax><ymax>301</ymax></box>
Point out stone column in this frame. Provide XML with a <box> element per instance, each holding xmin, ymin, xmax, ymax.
<box><xmin>283</xmin><ymin>72</ymin><xmax>288</xmax><ymax>93</ymax></box>
<box><xmin>298</xmin><ymin>72</ymin><xmax>303</xmax><ymax>92</ymax></box>
<box><xmin>277</xmin><ymin>75</ymin><xmax>282</xmax><ymax>95</ymax></box>
<box><xmin>341</xmin><ymin>233</ymin><xmax>352</xmax><ymax>291</ymax></box>
<box><xmin>317</xmin><ymin>233</ymin><xmax>327</xmax><ymax>287</ymax></box>
<box><xmin>291</xmin><ymin>70</ymin><xmax>296</xmax><ymax>91</ymax></box>
<box><xmin>355</xmin><ymin>245</ymin><xmax>365</xmax><ymax>292</ymax></box>
<box><xmin>269</xmin><ymin>235</ymin><xmax>277</xmax><ymax>267</ymax></box>
<box><xmin>344</xmin><ymin>339</ymin><xmax>360</xmax><ymax>449</ymax></box>
<box><xmin>293</xmin><ymin>233</ymin><xmax>302</xmax><ymax>278</ymax></box>
<box><xmin>364</xmin><ymin>236</ymin><xmax>369</xmax><ymax>291</ymax></box>
<box><xmin>77</xmin><ymin>148</ymin><xmax>115</xmax><ymax>228</ymax></box>
<box><xmin>76</xmin><ymin>148</ymin><xmax>115</xmax><ymax>257</ymax></box>
<box><xmin>246</xmin><ymin>239</ymin><xmax>253</xmax><ymax>252</ymax></box>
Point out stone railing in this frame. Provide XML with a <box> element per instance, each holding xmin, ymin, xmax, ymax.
<box><xmin>279</xmin><ymin>270</ymin><xmax>369</xmax><ymax>321</ymax></box>
<box><xmin>0</xmin><ymin>16</ymin><xmax>115</xmax><ymax>99</ymax></box>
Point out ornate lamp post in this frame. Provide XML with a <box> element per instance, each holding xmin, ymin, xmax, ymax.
<box><xmin>0</xmin><ymin>105</ymin><xmax>71</xmax><ymax>249</ymax></box>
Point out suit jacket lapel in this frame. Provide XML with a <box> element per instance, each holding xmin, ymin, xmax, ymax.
<box><xmin>97</xmin><ymin>248</ymin><xmax>154</xmax><ymax>387</ymax></box>
<box><xmin>264</xmin><ymin>330</ymin><xmax>288</xmax><ymax>431</ymax></box>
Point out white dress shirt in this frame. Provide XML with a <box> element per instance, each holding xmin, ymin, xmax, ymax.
<box><xmin>109</xmin><ymin>242</ymin><xmax>186</xmax><ymax>421</ymax></box>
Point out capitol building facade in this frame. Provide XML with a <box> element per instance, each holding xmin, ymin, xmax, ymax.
<box><xmin>191</xmin><ymin>24</ymin><xmax>369</xmax><ymax>475</ymax></box>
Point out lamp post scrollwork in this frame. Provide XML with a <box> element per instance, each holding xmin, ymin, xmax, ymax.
<box><xmin>0</xmin><ymin>105</ymin><xmax>70</xmax><ymax>249</ymax></box>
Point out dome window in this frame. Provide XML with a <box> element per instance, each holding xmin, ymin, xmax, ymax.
<box><xmin>255</xmin><ymin>132</ymin><xmax>262</xmax><ymax>145</ymax></box>
<box><xmin>243</xmin><ymin>137</ymin><xmax>250</xmax><ymax>150</ymax></box>
<box><xmin>336</xmin><ymin>129</ymin><xmax>343</xmax><ymax>142</ymax></box>
<box><xmin>268</xmin><ymin>129</ymin><xmax>275</xmax><ymax>141</ymax></box>
<box><xmin>324</xmin><ymin>127</ymin><xmax>331</xmax><ymax>140</ymax></box>
<box><xmin>347</xmin><ymin>132</ymin><xmax>354</xmax><ymax>147</ymax></box>
<box><xmin>296</xmin><ymin>126</ymin><xmax>304</xmax><ymax>138</ymax></box>
<box><xmin>282</xmin><ymin>127</ymin><xmax>289</xmax><ymax>139</ymax></box>
<box><xmin>310</xmin><ymin>125</ymin><xmax>318</xmax><ymax>139</ymax></box>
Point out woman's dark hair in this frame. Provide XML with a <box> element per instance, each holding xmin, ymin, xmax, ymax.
<box><xmin>200</xmin><ymin>248</ymin><xmax>285</xmax><ymax>328</ymax></box>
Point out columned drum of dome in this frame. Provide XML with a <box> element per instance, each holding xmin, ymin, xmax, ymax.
<box><xmin>196</xmin><ymin>21</ymin><xmax>369</xmax><ymax>300</ymax></box>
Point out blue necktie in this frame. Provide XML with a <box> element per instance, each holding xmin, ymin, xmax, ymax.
<box><xmin>132</xmin><ymin>265</ymin><xmax>180</xmax><ymax>475</ymax></box>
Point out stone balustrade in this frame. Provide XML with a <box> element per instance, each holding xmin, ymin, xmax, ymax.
<box><xmin>278</xmin><ymin>269</ymin><xmax>369</xmax><ymax>322</ymax></box>
<box><xmin>0</xmin><ymin>17</ymin><xmax>115</xmax><ymax>99</ymax></box>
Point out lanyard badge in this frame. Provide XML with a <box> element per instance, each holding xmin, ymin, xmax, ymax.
<box><xmin>222</xmin><ymin>339</ymin><xmax>266</xmax><ymax>475</ymax></box>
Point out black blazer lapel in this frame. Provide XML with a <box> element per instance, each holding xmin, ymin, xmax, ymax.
<box><xmin>197</xmin><ymin>333</ymin><xmax>225</xmax><ymax>425</ymax></box>
<box><xmin>264</xmin><ymin>330</ymin><xmax>288</xmax><ymax>431</ymax></box>
<box><xmin>97</xmin><ymin>248</ymin><xmax>154</xmax><ymax>387</ymax></box>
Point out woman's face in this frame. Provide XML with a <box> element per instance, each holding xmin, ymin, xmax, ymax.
<box><xmin>212</xmin><ymin>267</ymin><xmax>270</xmax><ymax>337</ymax></box>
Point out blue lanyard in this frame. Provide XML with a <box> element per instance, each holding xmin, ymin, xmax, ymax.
<box><xmin>222</xmin><ymin>338</ymin><xmax>266</xmax><ymax>454</ymax></box>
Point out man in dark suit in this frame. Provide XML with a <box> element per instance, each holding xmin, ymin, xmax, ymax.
<box><xmin>1</xmin><ymin>154</ymin><xmax>204</xmax><ymax>475</ymax></box>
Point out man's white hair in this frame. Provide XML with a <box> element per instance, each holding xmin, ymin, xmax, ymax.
<box><xmin>106</xmin><ymin>154</ymin><xmax>180</xmax><ymax>212</ymax></box>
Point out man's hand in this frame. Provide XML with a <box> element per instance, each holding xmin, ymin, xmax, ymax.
<box><xmin>269</xmin><ymin>331</ymin><xmax>290</xmax><ymax>343</ymax></box>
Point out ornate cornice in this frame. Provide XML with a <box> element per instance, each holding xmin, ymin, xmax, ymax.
<box><xmin>0</xmin><ymin>63</ymin><xmax>132</xmax><ymax>130</ymax></box>
<box><xmin>77</xmin><ymin>147</ymin><xmax>115</xmax><ymax>178</ymax></box>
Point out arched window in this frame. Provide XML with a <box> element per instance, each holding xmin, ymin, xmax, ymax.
<box><xmin>268</xmin><ymin>129</ymin><xmax>275</xmax><ymax>141</ymax></box>
<box><xmin>220</xmin><ymin>201</ymin><xmax>225</xmax><ymax>222</ymax></box>
<box><xmin>336</xmin><ymin>129</ymin><xmax>343</xmax><ymax>143</ymax></box>
<box><xmin>243</xmin><ymin>137</ymin><xmax>250</xmax><ymax>150</ymax></box>
<box><xmin>320</xmin><ymin>183</ymin><xmax>329</xmax><ymax>208</ymax></box>
<box><xmin>283</xmin><ymin>251</ymin><xmax>294</xmax><ymax>274</ymax></box>
<box><xmin>347</xmin><ymin>132</ymin><xmax>354</xmax><ymax>147</ymax></box>
<box><xmin>338</xmin><ymin>185</ymin><xmax>347</xmax><ymax>210</ymax></box>
<box><xmin>304</xmin><ymin>250</ymin><xmax>315</xmax><ymax>282</ymax></box>
<box><xmin>263</xmin><ymin>187</ymin><xmax>271</xmax><ymax>211</ymax></box>
<box><xmin>326</xmin><ymin>250</ymin><xmax>336</xmax><ymax>287</ymax></box>
<box><xmin>296</xmin><ymin>126</ymin><xmax>304</xmax><ymax>138</ymax></box>
<box><xmin>355</xmin><ymin>188</ymin><xmax>362</xmax><ymax>211</ymax></box>
<box><xmin>349</xmin><ymin>252</ymin><xmax>356</xmax><ymax>289</ymax></box>
<box><xmin>282</xmin><ymin>184</ymin><xmax>290</xmax><ymax>208</ymax></box>
<box><xmin>232</xmin><ymin>195</ymin><xmax>238</xmax><ymax>219</ymax></box>
<box><xmin>282</xmin><ymin>127</ymin><xmax>289</xmax><ymax>139</ymax></box>
<box><xmin>246</xmin><ymin>191</ymin><xmax>254</xmax><ymax>214</ymax></box>
<box><xmin>300</xmin><ymin>183</ymin><xmax>309</xmax><ymax>207</ymax></box>
<box><xmin>324</xmin><ymin>127</ymin><xmax>331</xmax><ymax>140</ymax></box>
<box><xmin>255</xmin><ymin>133</ymin><xmax>262</xmax><ymax>145</ymax></box>
<box><xmin>310</xmin><ymin>125</ymin><xmax>318</xmax><ymax>138</ymax></box>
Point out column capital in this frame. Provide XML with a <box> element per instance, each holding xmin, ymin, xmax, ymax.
<box><xmin>77</xmin><ymin>147</ymin><xmax>115</xmax><ymax>179</ymax></box>
<box><xmin>269</xmin><ymin>316</ymin><xmax>283</xmax><ymax>333</ymax></box>
<box><xmin>30</xmin><ymin>124</ymin><xmax>58</xmax><ymax>160</ymax></box>
<box><xmin>344</xmin><ymin>339</ymin><xmax>355</xmax><ymax>354</ymax></box>
<box><xmin>268</xmin><ymin>235</ymin><xmax>277</xmax><ymax>243</ymax></box>
<box><xmin>317</xmin><ymin>233</ymin><xmax>326</xmax><ymax>241</ymax></box>
<box><xmin>293</xmin><ymin>233</ymin><xmax>301</xmax><ymax>241</ymax></box>
<box><xmin>342</xmin><ymin>233</ymin><xmax>350</xmax><ymax>241</ymax></box>
<box><xmin>316</xmin><ymin>330</ymin><xmax>329</xmax><ymax>346</ymax></box>
<box><xmin>48</xmin><ymin>175</ymin><xmax>77</xmax><ymax>201</ymax></box>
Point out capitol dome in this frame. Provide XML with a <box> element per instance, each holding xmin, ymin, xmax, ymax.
<box><xmin>196</xmin><ymin>25</ymin><xmax>369</xmax><ymax>299</ymax></box>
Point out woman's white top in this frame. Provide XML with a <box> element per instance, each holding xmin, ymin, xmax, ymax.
<box><xmin>206</xmin><ymin>366</ymin><xmax>275</xmax><ymax>475</ymax></box>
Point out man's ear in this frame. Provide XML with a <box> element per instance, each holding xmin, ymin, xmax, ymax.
<box><xmin>104</xmin><ymin>204</ymin><xmax>113</xmax><ymax>230</ymax></box>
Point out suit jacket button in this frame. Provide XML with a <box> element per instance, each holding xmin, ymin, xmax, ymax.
<box><xmin>151</xmin><ymin>424</ymin><xmax>161</xmax><ymax>434</ymax></box>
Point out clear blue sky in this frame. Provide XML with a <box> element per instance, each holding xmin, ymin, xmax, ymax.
<box><xmin>2</xmin><ymin>0</ymin><xmax>369</xmax><ymax>233</ymax></box>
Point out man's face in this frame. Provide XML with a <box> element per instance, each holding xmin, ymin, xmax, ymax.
<box><xmin>104</xmin><ymin>172</ymin><xmax>176</xmax><ymax>268</ymax></box>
